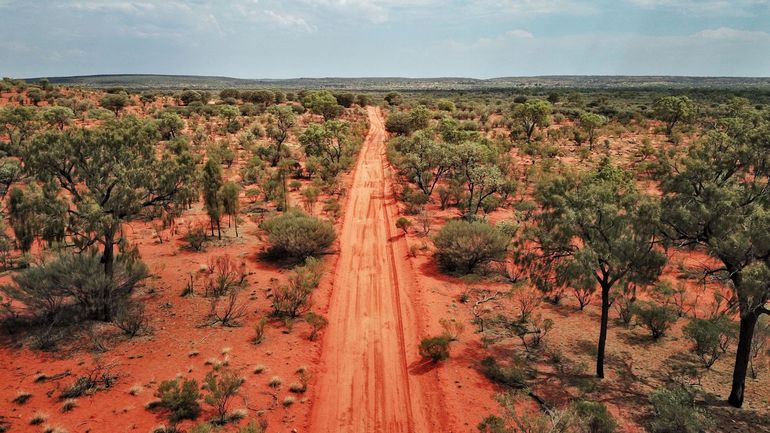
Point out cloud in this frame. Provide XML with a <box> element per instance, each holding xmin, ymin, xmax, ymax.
<box><xmin>694</xmin><ymin>27</ymin><xmax>770</xmax><ymax>41</ymax></box>
<box><xmin>298</xmin><ymin>0</ymin><xmax>440</xmax><ymax>23</ymax></box>
<box><xmin>263</xmin><ymin>10</ymin><xmax>316</xmax><ymax>32</ymax></box>
<box><xmin>438</xmin><ymin>26</ymin><xmax>770</xmax><ymax>76</ymax></box>
<box><xmin>464</xmin><ymin>0</ymin><xmax>599</xmax><ymax>16</ymax></box>
<box><xmin>504</xmin><ymin>29</ymin><xmax>535</xmax><ymax>39</ymax></box>
<box><xmin>625</xmin><ymin>0</ymin><xmax>770</xmax><ymax>14</ymax></box>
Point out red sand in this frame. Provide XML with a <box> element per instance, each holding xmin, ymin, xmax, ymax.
<box><xmin>307</xmin><ymin>107</ymin><xmax>447</xmax><ymax>433</ymax></box>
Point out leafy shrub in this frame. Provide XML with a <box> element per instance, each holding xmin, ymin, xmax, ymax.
<box><xmin>571</xmin><ymin>400</ymin><xmax>617</xmax><ymax>433</ymax></box>
<box><xmin>433</xmin><ymin>220</ymin><xmax>509</xmax><ymax>274</ymax></box>
<box><xmin>648</xmin><ymin>386</ymin><xmax>710</xmax><ymax>433</ymax></box>
<box><xmin>153</xmin><ymin>377</ymin><xmax>202</xmax><ymax>423</ymax></box>
<box><xmin>683</xmin><ymin>317</ymin><xmax>734</xmax><ymax>369</ymax></box>
<box><xmin>419</xmin><ymin>335</ymin><xmax>451</xmax><ymax>362</ymax></box>
<box><xmin>203</xmin><ymin>368</ymin><xmax>244</xmax><ymax>425</ymax></box>
<box><xmin>385</xmin><ymin>112</ymin><xmax>414</xmax><ymax>135</ymax></box>
<box><xmin>395</xmin><ymin>217</ymin><xmax>412</xmax><ymax>234</ymax></box>
<box><xmin>305</xmin><ymin>311</ymin><xmax>328</xmax><ymax>341</ymax></box>
<box><xmin>272</xmin><ymin>258</ymin><xmax>323</xmax><ymax>318</ymax></box>
<box><xmin>238</xmin><ymin>420</ymin><xmax>267</xmax><ymax>433</ymax></box>
<box><xmin>633</xmin><ymin>301</ymin><xmax>677</xmax><ymax>340</ymax></box>
<box><xmin>184</xmin><ymin>226</ymin><xmax>207</xmax><ymax>251</ymax></box>
<box><xmin>479</xmin><ymin>356</ymin><xmax>527</xmax><ymax>388</ymax></box>
<box><xmin>1</xmin><ymin>253</ymin><xmax>148</xmax><ymax>325</ymax></box>
<box><xmin>260</xmin><ymin>210</ymin><xmax>336</xmax><ymax>260</ymax></box>
<box><xmin>272</xmin><ymin>284</ymin><xmax>311</xmax><ymax>318</ymax></box>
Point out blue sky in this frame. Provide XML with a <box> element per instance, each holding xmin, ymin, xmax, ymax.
<box><xmin>1</xmin><ymin>0</ymin><xmax>769</xmax><ymax>78</ymax></box>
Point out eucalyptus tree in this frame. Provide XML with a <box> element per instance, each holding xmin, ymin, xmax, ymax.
<box><xmin>579</xmin><ymin>111</ymin><xmax>608</xmax><ymax>150</ymax></box>
<box><xmin>511</xmin><ymin>99</ymin><xmax>552</xmax><ymax>142</ymax></box>
<box><xmin>658</xmin><ymin>100</ymin><xmax>770</xmax><ymax>407</ymax></box>
<box><xmin>42</xmin><ymin>106</ymin><xmax>74</xmax><ymax>130</ymax></box>
<box><xmin>24</xmin><ymin>116</ymin><xmax>197</xmax><ymax>277</ymax></box>
<box><xmin>390</xmin><ymin>131</ymin><xmax>455</xmax><ymax>197</ymax></box>
<box><xmin>202</xmin><ymin>158</ymin><xmax>224</xmax><ymax>239</ymax></box>
<box><xmin>266</xmin><ymin>105</ymin><xmax>296</xmax><ymax>167</ymax></box>
<box><xmin>522</xmin><ymin>158</ymin><xmax>666</xmax><ymax>378</ymax></box>
<box><xmin>0</xmin><ymin>105</ymin><xmax>38</xmax><ymax>152</ymax></box>
<box><xmin>653</xmin><ymin>95</ymin><xmax>695</xmax><ymax>135</ymax></box>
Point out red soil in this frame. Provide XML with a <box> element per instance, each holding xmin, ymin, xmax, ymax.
<box><xmin>307</xmin><ymin>107</ymin><xmax>447</xmax><ymax>433</ymax></box>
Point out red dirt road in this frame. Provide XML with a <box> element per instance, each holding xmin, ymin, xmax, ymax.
<box><xmin>308</xmin><ymin>107</ymin><xmax>445</xmax><ymax>433</ymax></box>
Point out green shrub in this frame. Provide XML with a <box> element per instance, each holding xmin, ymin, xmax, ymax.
<box><xmin>305</xmin><ymin>311</ymin><xmax>328</xmax><ymax>341</ymax></box>
<box><xmin>649</xmin><ymin>386</ymin><xmax>710</xmax><ymax>433</ymax></box>
<box><xmin>385</xmin><ymin>112</ymin><xmax>414</xmax><ymax>135</ymax></box>
<box><xmin>260</xmin><ymin>210</ymin><xmax>336</xmax><ymax>260</ymax></box>
<box><xmin>272</xmin><ymin>258</ymin><xmax>323</xmax><ymax>318</ymax></box>
<box><xmin>2</xmin><ymin>253</ymin><xmax>148</xmax><ymax>325</ymax></box>
<box><xmin>203</xmin><ymin>368</ymin><xmax>244</xmax><ymax>425</ymax></box>
<box><xmin>239</xmin><ymin>420</ymin><xmax>267</xmax><ymax>433</ymax></box>
<box><xmin>571</xmin><ymin>400</ymin><xmax>617</xmax><ymax>433</ymax></box>
<box><xmin>153</xmin><ymin>377</ymin><xmax>202</xmax><ymax>423</ymax></box>
<box><xmin>433</xmin><ymin>220</ymin><xmax>509</xmax><ymax>274</ymax></box>
<box><xmin>419</xmin><ymin>335</ymin><xmax>451</xmax><ymax>362</ymax></box>
<box><xmin>633</xmin><ymin>301</ymin><xmax>677</xmax><ymax>340</ymax></box>
<box><xmin>395</xmin><ymin>217</ymin><xmax>412</xmax><ymax>234</ymax></box>
<box><xmin>479</xmin><ymin>356</ymin><xmax>527</xmax><ymax>388</ymax></box>
<box><xmin>683</xmin><ymin>317</ymin><xmax>734</xmax><ymax>369</ymax></box>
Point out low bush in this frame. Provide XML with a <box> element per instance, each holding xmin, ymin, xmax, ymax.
<box><xmin>113</xmin><ymin>302</ymin><xmax>149</xmax><ymax>337</ymax></box>
<box><xmin>253</xmin><ymin>316</ymin><xmax>268</xmax><ymax>344</ymax></box>
<box><xmin>305</xmin><ymin>311</ymin><xmax>328</xmax><ymax>341</ymax></box>
<box><xmin>433</xmin><ymin>220</ymin><xmax>509</xmax><ymax>274</ymax></box>
<box><xmin>203</xmin><ymin>368</ymin><xmax>244</xmax><ymax>425</ymax></box>
<box><xmin>153</xmin><ymin>377</ymin><xmax>202</xmax><ymax>424</ymax></box>
<box><xmin>648</xmin><ymin>386</ymin><xmax>711</xmax><ymax>433</ymax></box>
<box><xmin>395</xmin><ymin>217</ymin><xmax>412</xmax><ymax>234</ymax></box>
<box><xmin>479</xmin><ymin>356</ymin><xmax>528</xmax><ymax>389</ymax></box>
<box><xmin>60</xmin><ymin>362</ymin><xmax>118</xmax><ymax>399</ymax></box>
<box><xmin>571</xmin><ymin>400</ymin><xmax>617</xmax><ymax>433</ymax></box>
<box><xmin>184</xmin><ymin>226</ymin><xmax>208</xmax><ymax>251</ymax></box>
<box><xmin>272</xmin><ymin>258</ymin><xmax>323</xmax><ymax>318</ymax></box>
<box><xmin>1</xmin><ymin>253</ymin><xmax>148</xmax><ymax>327</ymax></box>
<box><xmin>260</xmin><ymin>210</ymin><xmax>336</xmax><ymax>260</ymax></box>
<box><xmin>419</xmin><ymin>335</ymin><xmax>451</xmax><ymax>362</ymax></box>
<box><xmin>633</xmin><ymin>301</ymin><xmax>677</xmax><ymax>340</ymax></box>
<box><xmin>683</xmin><ymin>317</ymin><xmax>734</xmax><ymax>369</ymax></box>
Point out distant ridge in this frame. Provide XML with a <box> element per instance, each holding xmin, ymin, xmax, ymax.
<box><xmin>25</xmin><ymin>74</ymin><xmax>770</xmax><ymax>91</ymax></box>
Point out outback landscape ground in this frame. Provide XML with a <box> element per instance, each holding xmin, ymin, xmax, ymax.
<box><xmin>0</xmin><ymin>76</ymin><xmax>768</xmax><ymax>433</ymax></box>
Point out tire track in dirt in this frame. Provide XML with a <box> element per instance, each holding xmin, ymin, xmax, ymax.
<box><xmin>308</xmin><ymin>107</ymin><xmax>444</xmax><ymax>433</ymax></box>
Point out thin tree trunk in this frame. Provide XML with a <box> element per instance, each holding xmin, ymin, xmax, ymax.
<box><xmin>728</xmin><ymin>312</ymin><xmax>758</xmax><ymax>408</ymax></box>
<box><xmin>100</xmin><ymin>233</ymin><xmax>116</xmax><ymax>321</ymax></box>
<box><xmin>596</xmin><ymin>283</ymin><xmax>611</xmax><ymax>379</ymax></box>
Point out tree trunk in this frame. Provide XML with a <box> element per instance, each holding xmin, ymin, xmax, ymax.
<box><xmin>99</xmin><ymin>233</ymin><xmax>115</xmax><ymax>321</ymax></box>
<box><xmin>728</xmin><ymin>311</ymin><xmax>758</xmax><ymax>408</ymax></box>
<box><xmin>102</xmin><ymin>234</ymin><xmax>115</xmax><ymax>277</ymax></box>
<box><xmin>596</xmin><ymin>283</ymin><xmax>611</xmax><ymax>379</ymax></box>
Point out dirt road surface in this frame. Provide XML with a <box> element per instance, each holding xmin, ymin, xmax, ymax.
<box><xmin>308</xmin><ymin>107</ymin><xmax>446</xmax><ymax>433</ymax></box>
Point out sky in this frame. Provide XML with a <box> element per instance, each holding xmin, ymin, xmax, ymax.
<box><xmin>1</xmin><ymin>0</ymin><xmax>769</xmax><ymax>78</ymax></box>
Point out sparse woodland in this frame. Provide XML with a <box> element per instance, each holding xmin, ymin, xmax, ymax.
<box><xmin>0</xmin><ymin>77</ymin><xmax>768</xmax><ymax>433</ymax></box>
